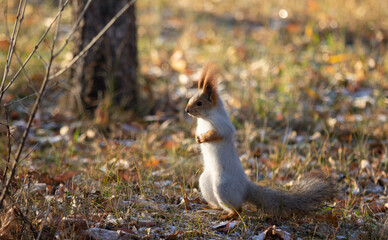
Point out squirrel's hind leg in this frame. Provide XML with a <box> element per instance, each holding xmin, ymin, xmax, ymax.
<box><xmin>214</xmin><ymin>181</ymin><xmax>245</xmax><ymax>214</ymax></box>
<box><xmin>199</xmin><ymin>171</ymin><xmax>219</xmax><ymax>208</ymax></box>
<box><xmin>220</xmin><ymin>209</ymin><xmax>241</xmax><ymax>220</ymax></box>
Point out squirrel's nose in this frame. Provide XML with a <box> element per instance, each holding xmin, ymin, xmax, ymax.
<box><xmin>185</xmin><ymin>106</ymin><xmax>189</xmax><ymax>113</ymax></box>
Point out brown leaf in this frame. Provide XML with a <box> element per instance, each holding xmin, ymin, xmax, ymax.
<box><xmin>0</xmin><ymin>39</ymin><xmax>9</xmax><ymax>51</ymax></box>
<box><xmin>117</xmin><ymin>169</ymin><xmax>139</xmax><ymax>182</ymax></box>
<box><xmin>54</xmin><ymin>171</ymin><xmax>80</xmax><ymax>183</ymax></box>
<box><xmin>369</xmin><ymin>202</ymin><xmax>385</xmax><ymax>213</ymax></box>
<box><xmin>27</xmin><ymin>171</ymin><xmax>56</xmax><ymax>185</ymax></box>
<box><xmin>286</xmin><ymin>23</ymin><xmax>303</xmax><ymax>34</ymax></box>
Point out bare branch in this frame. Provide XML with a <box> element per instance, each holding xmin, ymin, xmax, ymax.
<box><xmin>54</xmin><ymin>0</ymin><xmax>94</xmax><ymax>58</ymax></box>
<box><xmin>1</xmin><ymin>0</ymin><xmax>137</xmax><ymax>108</ymax></box>
<box><xmin>0</xmin><ymin>0</ymin><xmax>70</xmax><ymax>97</ymax></box>
<box><xmin>3</xmin><ymin>79</ymin><xmax>65</xmax><ymax>107</ymax></box>
<box><xmin>0</xmin><ymin>0</ymin><xmax>27</xmax><ymax>103</ymax></box>
<box><xmin>0</xmin><ymin>0</ymin><xmax>68</xmax><ymax>210</ymax></box>
<box><xmin>15</xmin><ymin>53</ymin><xmax>39</xmax><ymax>94</ymax></box>
<box><xmin>4</xmin><ymin>1</ymin><xmax>37</xmax><ymax>94</ymax></box>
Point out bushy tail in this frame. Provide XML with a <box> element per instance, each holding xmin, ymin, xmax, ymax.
<box><xmin>246</xmin><ymin>171</ymin><xmax>336</xmax><ymax>217</ymax></box>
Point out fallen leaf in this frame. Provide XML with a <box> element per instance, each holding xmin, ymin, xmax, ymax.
<box><xmin>54</xmin><ymin>171</ymin><xmax>80</xmax><ymax>183</ymax></box>
<box><xmin>252</xmin><ymin>226</ymin><xmax>270</xmax><ymax>240</ymax></box>
<box><xmin>369</xmin><ymin>202</ymin><xmax>385</xmax><ymax>213</ymax></box>
<box><xmin>145</xmin><ymin>157</ymin><xmax>162</xmax><ymax>168</ymax></box>
<box><xmin>211</xmin><ymin>220</ymin><xmax>240</xmax><ymax>232</ymax></box>
<box><xmin>286</xmin><ymin>23</ymin><xmax>303</xmax><ymax>34</ymax></box>
<box><xmin>117</xmin><ymin>169</ymin><xmax>139</xmax><ymax>182</ymax></box>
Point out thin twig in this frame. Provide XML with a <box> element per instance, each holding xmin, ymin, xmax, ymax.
<box><xmin>34</xmin><ymin>0</ymin><xmax>64</xmax><ymax>232</ymax></box>
<box><xmin>0</xmin><ymin>0</ymin><xmax>27</xmax><ymax>103</ymax></box>
<box><xmin>3</xmin><ymin>79</ymin><xmax>65</xmax><ymax>107</ymax></box>
<box><xmin>54</xmin><ymin>0</ymin><xmax>94</xmax><ymax>58</ymax></box>
<box><xmin>14</xmin><ymin>52</ymin><xmax>39</xmax><ymax>94</ymax></box>
<box><xmin>0</xmin><ymin>0</ymin><xmax>67</xmax><ymax>210</ymax></box>
<box><xmin>49</xmin><ymin>0</ymin><xmax>137</xmax><ymax>80</ymax></box>
<box><xmin>4</xmin><ymin>9</ymin><xmax>39</xmax><ymax>94</ymax></box>
<box><xmin>36</xmin><ymin>203</ymin><xmax>50</xmax><ymax>240</ymax></box>
<box><xmin>35</xmin><ymin>51</ymin><xmax>48</xmax><ymax>68</ymax></box>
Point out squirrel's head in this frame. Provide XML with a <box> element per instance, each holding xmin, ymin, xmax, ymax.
<box><xmin>185</xmin><ymin>63</ymin><xmax>218</xmax><ymax>118</ymax></box>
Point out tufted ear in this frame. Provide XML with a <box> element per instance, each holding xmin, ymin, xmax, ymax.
<box><xmin>198</xmin><ymin>64</ymin><xmax>211</xmax><ymax>89</ymax></box>
<box><xmin>202</xmin><ymin>63</ymin><xmax>218</xmax><ymax>103</ymax></box>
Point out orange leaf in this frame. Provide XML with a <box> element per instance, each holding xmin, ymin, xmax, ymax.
<box><xmin>0</xmin><ymin>39</ymin><xmax>9</xmax><ymax>51</ymax></box>
<box><xmin>145</xmin><ymin>157</ymin><xmax>162</xmax><ymax>168</ymax></box>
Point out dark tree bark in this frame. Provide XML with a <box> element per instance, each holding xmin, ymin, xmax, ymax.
<box><xmin>72</xmin><ymin>0</ymin><xmax>137</xmax><ymax>112</ymax></box>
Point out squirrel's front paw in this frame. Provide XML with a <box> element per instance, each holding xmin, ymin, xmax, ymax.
<box><xmin>195</xmin><ymin>135</ymin><xmax>203</xmax><ymax>144</ymax></box>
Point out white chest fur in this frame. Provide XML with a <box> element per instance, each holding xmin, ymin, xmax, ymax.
<box><xmin>196</xmin><ymin>118</ymin><xmax>214</xmax><ymax>136</ymax></box>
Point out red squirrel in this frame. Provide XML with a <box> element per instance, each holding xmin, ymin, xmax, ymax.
<box><xmin>185</xmin><ymin>63</ymin><xmax>335</xmax><ymax>219</ymax></box>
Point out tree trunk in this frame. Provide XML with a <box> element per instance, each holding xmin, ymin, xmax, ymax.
<box><xmin>72</xmin><ymin>0</ymin><xmax>137</xmax><ymax>112</ymax></box>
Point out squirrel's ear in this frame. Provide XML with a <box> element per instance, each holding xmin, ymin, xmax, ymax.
<box><xmin>202</xmin><ymin>64</ymin><xmax>218</xmax><ymax>103</ymax></box>
<box><xmin>198</xmin><ymin>64</ymin><xmax>210</xmax><ymax>89</ymax></box>
<box><xmin>203</xmin><ymin>83</ymin><xmax>216</xmax><ymax>102</ymax></box>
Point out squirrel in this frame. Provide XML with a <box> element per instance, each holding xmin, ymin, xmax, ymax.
<box><xmin>185</xmin><ymin>63</ymin><xmax>335</xmax><ymax>219</ymax></box>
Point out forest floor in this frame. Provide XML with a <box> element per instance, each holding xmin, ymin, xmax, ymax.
<box><xmin>0</xmin><ymin>0</ymin><xmax>388</xmax><ymax>239</ymax></box>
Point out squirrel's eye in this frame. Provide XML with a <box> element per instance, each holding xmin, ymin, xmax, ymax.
<box><xmin>196</xmin><ymin>101</ymin><xmax>202</xmax><ymax>106</ymax></box>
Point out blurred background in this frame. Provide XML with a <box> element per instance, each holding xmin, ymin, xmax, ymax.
<box><xmin>1</xmin><ymin>0</ymin><xmax>387</xmax><ymax>129</ymax></box>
